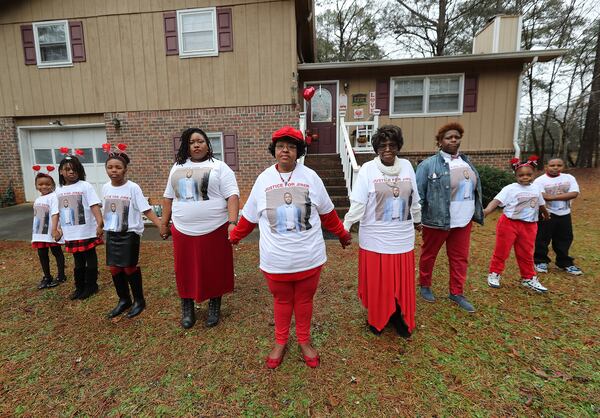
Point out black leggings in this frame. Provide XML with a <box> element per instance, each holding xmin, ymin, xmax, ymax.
<box><xmin>72</xmin><ymin>248</ymin><xmax>98</xmax><ymax>271</ymax></box>
<box><xmin>37</xmin><ymin>246</ymin><xmax>66</xmax><ymax>279</ymax></box>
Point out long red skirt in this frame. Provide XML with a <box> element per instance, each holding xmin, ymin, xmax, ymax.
<box><xmin>171</xmin><ymin>223</ymin><xmax>234</xmax><ymax>302</ymax></box>
<box><xmin>358</xmin><ymin>248</ymin><xmax>416</xmax><ymax>332</ymax></box>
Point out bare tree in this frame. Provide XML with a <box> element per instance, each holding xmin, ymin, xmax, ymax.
<box><xmin>577</xmin><ymin>19</ymin><xmax>600</xmax><ymax>167</ymax></box>
<box><xmin>316</xmin><ymin>0</ymin><xmax>385</xmax><ymax>62</ymax></box>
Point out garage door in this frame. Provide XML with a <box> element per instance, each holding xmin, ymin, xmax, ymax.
<box><xmin>21</xmin><ymin>127</ymin><xmax>109</xmax><ymax>201</ymax></box>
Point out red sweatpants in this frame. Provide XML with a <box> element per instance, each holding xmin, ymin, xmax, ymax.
<box><xmin>489</xmin><ymin>214</ymin><xmax>537</xmax><ymax>279</ymax></box>
<box><xmin>264</xmin><ymin>268</ymin><xmax>321</xmax><ymax>345</ymax></box>
<box><xmin>419</xmin><ymin>222</ymin><xmax>472</xmax><ymax>296</ymax></box>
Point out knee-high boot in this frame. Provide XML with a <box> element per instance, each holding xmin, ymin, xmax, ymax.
<box><xmin>79</xmin><ymin>267</ymin><xmax>99</xmax><ymax>300</ymax></box>
<box><xmin>107</xmin><ymin>272</ymin><xmax>132</xmax><ymax>318</ymax></box>
<box><xmin>126</xmin><ymin>268</ymin><xmax>145</xmax><ymax>318</ymax></box>
<box><xmin>70</xmin><ymin>267</ymin><xmax>86</xmax><ymax>300</ymax></box>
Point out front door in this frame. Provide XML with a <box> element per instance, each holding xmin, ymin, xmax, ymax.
<box><xmin>305</xmin><ymin>82</ymin><xmax>337</xmax><ymax>154</ymax></box>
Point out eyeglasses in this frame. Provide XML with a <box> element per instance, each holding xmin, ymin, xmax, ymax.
<box><xmin>275</xmin><ymin>143</ymin><xmax>297</xmax><ymax>150</ymax></box>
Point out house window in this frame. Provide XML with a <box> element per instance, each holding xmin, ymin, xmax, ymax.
<box><xmin>390</xmin><ymin>74</ymin><xmax>463</xmax><ymax>117</ymax></box>
<box><xmin>207</xmin><ymin>133</ymin><xmax>224</xmax><ymax>161</ymax></box>
<box><xmin>177</xmin><ymin>8</ymin><xmax>218</xmax><ymax>58</ymax></box>
<box><xmin>33</xmin><ymin>21</ymin><xmax>72</xmax><ymax>67</ymax></box>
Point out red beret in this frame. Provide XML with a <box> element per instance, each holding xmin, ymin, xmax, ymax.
<box><xmin>272</xmin><ymin>126</ymin><xmax>305</xmax><ymax>143</ymax></box>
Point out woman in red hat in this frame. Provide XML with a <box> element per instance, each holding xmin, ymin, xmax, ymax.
<box><xmin>230</xmin><ymin>126</ymin><xmax>352</xmax><ymax>369</ymax></box>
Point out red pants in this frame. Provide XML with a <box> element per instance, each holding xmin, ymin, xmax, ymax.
<box><xmin>264</xmin><ymin>268</ymin><xmax>321</xmax><ymax>345</ymax></box>
<box><xmin>419</xmin><ymin>222</ymin><xmax>472</xmax><ymax>296</ymax></box>
<box><xmin>489</xmin><ymin>215</ymin><xmax>536</xmax><ymax>279</ymax></box>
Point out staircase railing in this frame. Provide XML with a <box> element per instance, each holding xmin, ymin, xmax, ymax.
<box><xmin>338</xmin><ymin>111</ymin><xmax>360</xmax><ymax>196</ymax></box>
<box><xmin>298</xmin><ymin>111</ymin><xmax>307</xmax><ymax>165</ymax></box>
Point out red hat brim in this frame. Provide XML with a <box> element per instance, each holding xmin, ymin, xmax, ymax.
<box><xmin>272</xmin><ymin>126</ymin><xmax>305</xmax><ymax>143</ymax></box>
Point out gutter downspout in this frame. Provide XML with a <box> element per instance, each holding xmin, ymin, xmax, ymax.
<box><xmin>513</xmin><ymin>55</ymin><xmax>538</xmax><ymax>158</ymax></box>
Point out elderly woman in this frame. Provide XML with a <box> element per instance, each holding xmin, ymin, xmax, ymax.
<box><xmin>160</xmin><ymin>128</ymin><xmax>240</xmax><ymax>329</ymax></box>
<box><xmin>230</xmin><ymin>126</ymin><xmax>351</xmax><ymax>369</ymax></box>
<box><xmin>343</xmin><ymin>125</ymin><xmax>421</xmax><ymax>337</ymax></box>
<box><xmin>415</xmin><ymin>122</ymin><xmax>483</xmax><ymax>313</ymax></box>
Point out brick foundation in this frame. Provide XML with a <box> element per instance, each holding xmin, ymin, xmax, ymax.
<box><xmin>0</xmin><ymin>117</ymin><xmax>25</xmax><ymax>204</ymax></box>
<box><xmin>355</xmin><ymin>149</ymin><xmax>515</xmax><ymax>170</ymax></box>
<box><xmin>104</xmin><ymin>105</ymin><xmax>299</xmax><ymax>203</ymax></box>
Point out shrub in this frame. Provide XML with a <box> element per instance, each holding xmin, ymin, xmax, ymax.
<box><xmin>475</xmin><ymin>165</ymin><xmax>514</xmax><ymax>206</ymax></box>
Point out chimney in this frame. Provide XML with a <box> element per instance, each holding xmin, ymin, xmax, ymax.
<box><xmin>472</xmin><ymin>15</ymin><xmax>522</xmax><ymax>54</ymax></box>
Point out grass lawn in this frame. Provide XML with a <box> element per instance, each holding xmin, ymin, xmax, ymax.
<box><xmin>1</xmin><ymin>169</ymin><xmax>599</xmax><ymax>416</ymax></box>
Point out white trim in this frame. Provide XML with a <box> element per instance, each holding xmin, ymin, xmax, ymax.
<box><xmin>389</xmin><ymin>73</ymin><xmax>464</xmax><ymax>118</ymax></box>
<box><xmin>303</xmin><ymin>80</ymin><xmax>340</xmax><ymax>153</ymax></box>
<box><xmin>492</xmin><ymin>17</ymin><xmax>500</xmax><ymax>53</ymax></box>
<box><xmin>32</xmin><ymin>20</ymin><xmax>73</xmax><ymax>68</ymax></box>
<box><xmin>177</xmin><ymin>8</ymin><xmax>219</xmax><ymax>58</ymax></box>
<box><xmin>516</xmin><ymin>15</ymin><xmax>523</xmax><ymax>51</ymax></box>
<box><xmin>206</xmin><ymin>132</ymin><xmax>224</xmax><ymax>160</ymax></box>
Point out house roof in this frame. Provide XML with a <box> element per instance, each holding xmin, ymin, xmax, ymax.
<box><xmin>298</xmin><ymin>49</ymin><xmax>567</xmax><ymax>71</ymax></box>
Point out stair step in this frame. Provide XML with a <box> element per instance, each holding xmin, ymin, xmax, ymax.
<box><xmin>322</xmin><ymin>177</ymin><xmax>346</xmax><ymax>187</ymax></box>
<box><xmin>326</xmin><ymin>186</ymin><xmax>348</xmax><ymax>196</ymax></box>
<box><xmin>335</xmin><ymin>207</ymin><xmax>349</xmax><ymax>218</ymax></box>
<box><xmin>331</xmin><ymin>196</ymin><xmax>350</xmax><ymax>206</ymax></box>
<box><xmin>312</xmin><ymin>168</ymin><xmax>344</xmax><ymax>178</ymax></box>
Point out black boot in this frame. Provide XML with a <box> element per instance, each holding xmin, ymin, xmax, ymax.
<box><xmin>107</xmin><ymin>272</ymin><xmax>132</xmax><ymax>318</ymax></box>
<box><xmin>126</xmin><ymin>268</ymin><xmax>145</xmax><ymax>318</ymax></box>
<box><xmin>390</xmin><ymin>305</ymin><xmax>411</xmax><ymax>339</ymax></box>
<box><xmin>70</xmin><ymin>267</ymin><xmax>86</xmax><ymax>300</ymax></box>
<box><xmin>206</xmin><ymin>297</ymin><xmax>221</xmax><ymax>327</ymax></box>
<box><xmin>78</xmin><ymin>268</ymin><xmax>99</xmax><ymax>300</ymax></box>
<box><xmin>180</xmin><ymin>298</ymin><xmax>196</xmax><ymax>329</ymax></box>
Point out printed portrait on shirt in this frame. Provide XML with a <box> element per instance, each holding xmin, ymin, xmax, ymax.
<box><xmin>103</xmin><ymin>198</ymin><xmax>130</xmax><ymax>232</ymax></box>
<box><xmin>450</xmin><ymin>166</ymin><xmax>476</xmax><ymax>202</ymax></box>
<box><xmin>544</xmin><ymin>183</ymin><xmax>570</xmax><ymax>211</ymax></box>
<box><xmin>514</xmin><ymin>194</ymin><xmax>539</xmax><ymax>220</ymax></box>
<box><xmin>266</xmin><ymin>186</ymin><xmax>312</xmax><ymax>234</ymax></box>
<box><xmin>372</xmin><ymin>179</ymin><xmax>413</xmax><ymax>222</ymax></box>
<box><xmin>59</xmin><ymin>194</ymin><xmax>85</xmax><ymax>226</ymax></box>
<box><xmin>171</xmin><ymin>167</ymin><xmax>212</xmax><ymax>202</ymax></box>
<box><xmin>32</xmin><ymin>205</ymin><xmax>50</xmax><ymax>235</ymax></box>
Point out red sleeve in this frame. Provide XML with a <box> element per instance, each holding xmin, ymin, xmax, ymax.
<box><xmin>229</xmin><ymin>216</ymin><xmax>257</xmax><ymax>244</ymax></box>
<box><xmin>319</xmin><ymin>210</ymin><xmax>346</xmax><ymax>237</ymax></box>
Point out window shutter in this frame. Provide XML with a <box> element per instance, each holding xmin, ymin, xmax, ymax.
<box><xmin>216</xmin><ymin>8</ymin><xmax>233</xmax><ymax>52</ymax></box>
<box><xmin>173</xmin><ymin>134</ymin><xmax>182</xmax><ymax>159</ymax></box>
<box><xmin>69</xmin><ymin>21</ymin><xmax>86</xmax><ymax>62</ymax></box>
<box><xmin>21</xmin><ymin>24</ymin><xmax>37</xmax><ymax>65</ymax></box>
<box><xmin>463</xmin><ymin>74</ymin><xmax>478</xmax><ymax>112</ymax></box>
<box><xmin>223</xmin><ymin>133</ymin><xmax>239</xmax><ymax>170</ymax></box>
<box><xmin>376</xmin><ymin>79</ymin><xmax>389</xmax><ymax>115</ymax></box>
<box><xmin>164</xmin><ymin>11</ymin><xmax>179</xmax><ymax>56</ymax></box>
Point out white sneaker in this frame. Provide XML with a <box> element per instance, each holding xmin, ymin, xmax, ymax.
<box><xmin>522</xmin><ymin>276</ymin><xmax>548</xmax><ymax>293</ymax></box>
<box><xmin>487</xmin><ymin>272</ymin><xmax>501</xmax><ymax>288</ymax></box>
<box><xmin>535</xmin><ymin>263</ymin><xmax>548</xmax><ymax>273</ymax></box>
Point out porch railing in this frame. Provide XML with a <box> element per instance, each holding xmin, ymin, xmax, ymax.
<box><xmin>342</xmin><ymin>109</ymin><xmax>380</xmax><ymax>153</ymax></box>
<box><xmin>338</xmin><ymin>111</ymin><xmax>360</xmax><ymax>196</ymax></box>
<box><xmin>298</xmin><ymin>111</ymin><xmax>307</xmax><ymax>164</ymax></box>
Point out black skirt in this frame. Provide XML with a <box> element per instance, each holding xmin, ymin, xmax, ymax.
<box><xmin>106</xmin><ymin>231</ymin><xmax>140</xmax><ymax>267</ymax></box>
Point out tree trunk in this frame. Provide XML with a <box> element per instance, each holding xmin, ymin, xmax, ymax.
<box><xmin>577</xmin><ymin>20</ymin><xmax>600</xmax><ymax>168</ymax></box>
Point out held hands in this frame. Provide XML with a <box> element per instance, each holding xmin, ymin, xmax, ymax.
<box><xmin>159</xmin><ymin>224</ymin><xmax>171</xmax><ymax>240</ymax></box>
<box><xmin>52</xmin><ymin>229</ymin><xmax>62</xmax><ymax>242</ymax></box>
<box><xmin>414</xmin><ymin>222</ymin><xmax>423</xmax><ymax>232</ymax></box>
<box><xmin>96</xmin><ymin>225</ymin><xmax>104</xmax><ymax>239</ymax></box>
<box><xmin>339</xmin><ymin>230</ymin><xmax>352</xmax><ymax>249</ymax></box>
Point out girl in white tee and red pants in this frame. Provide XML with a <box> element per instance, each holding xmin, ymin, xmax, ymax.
<box><xmin>484</xmin><ymin>156</ymin><xmax>550</xmax><ymax>292</ymax></box>
<box><xmin>230</xmin><ymin>127</ymin><xmax>351</xmax><ymax>369</ymax></box>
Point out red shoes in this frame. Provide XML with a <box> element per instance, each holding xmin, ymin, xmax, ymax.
<box><xmin>265</xmin><ymin>346</ymin><xmax>286</xmax><ymax>369</ymax></box>
<box><xmin>303</xmin><ymin>354</ymin><xmax>320</xmax><ymax>368</ymax></box>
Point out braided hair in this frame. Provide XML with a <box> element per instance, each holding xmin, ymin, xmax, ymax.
<box><xmin>175</xmin><ymin>128</ymin><xmax>214</xmax><ymax>165</ymax></box>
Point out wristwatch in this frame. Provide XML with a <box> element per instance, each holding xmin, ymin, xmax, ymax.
<box><xmin>228</xmin><ymin>220</ymin><xmax>238</xmax><ymax>226</ymax></box>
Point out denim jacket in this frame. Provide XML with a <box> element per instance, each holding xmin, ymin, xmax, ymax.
<box><xmin>415</xmin><ymin>152</ymin><xmax>484</xmax><ymax>229</ymax></box>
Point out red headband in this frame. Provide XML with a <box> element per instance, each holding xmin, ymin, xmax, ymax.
<box><xmin>511</xmin><ymin>155</ymin><xmax>539</xmax><ymax>172</ymax></box>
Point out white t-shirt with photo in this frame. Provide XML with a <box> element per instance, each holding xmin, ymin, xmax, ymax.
<box><xmin>242</xmin><ymin>164</ymin><xmax>335</xmax><ymax>274</ymax></box>
<box><xmin>533</xmin><ymin>173</ymin><xmax>579</xmax><ymax>216</ymax></box>
<box><xmin>52</xmin><ymin>181</ymin><xmax>101</xmax><ymax>241</ymax></box>
<box><xmin>440</xmin><ymin>152</ymin><xmax>477</xmax><ymax>228</ymax></box>
<box><xmin>32</xmin><ymin>192</ymin><xmax>64</xmax><ymax>244</ymax></box>
<box><xmin>102</xmin><ymin>181</ymin><xmax>152</xmax><ymax>236</ymax></box>
<box><xmin>164</xmin><ymin>158</ymin><xmax>239</xmax><ymax>236</ymax></box>
<box><xmin>350</xmin><ymin>159</ymin><xmax>420</xmax><ymax>254</ymax></box>
<box><xmin>494</xmin><ymin>183</ymin><xmax>545</xmax><ymax>222</ymax></box>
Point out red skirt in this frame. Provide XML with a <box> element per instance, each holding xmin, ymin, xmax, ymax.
<box><xmin>64</xmin><ymin>237</ymin><xmax>103</xmax><ymax>253</ymax></box>
<box><xmin>171</xmin><ymin>223</ymin><xmax>234</xmax><ymax>302</ymax></box>
<box><xmin>31</xmin><ymin>242</ymin><xmax>62</xmax><ymax>249</ymax></box>
<box><xmin>358</xmin><ymin>248</ymin><xmax>416</xmax><ymax>332</ymax></box>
